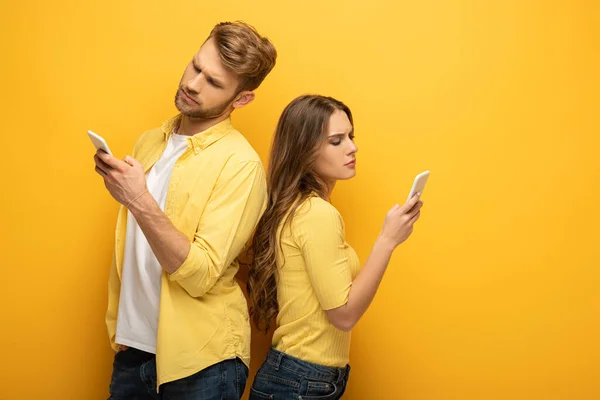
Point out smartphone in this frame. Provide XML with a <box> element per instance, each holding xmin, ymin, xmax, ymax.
<box><xmin>87</xmin><ymin>130</ymin><xmax>113</xmax><ymax>155</ymax></box>
<box><xmin>407</xmin><ymin>170</ymin><xmax>430</xmax><ymax>201</ymax></box>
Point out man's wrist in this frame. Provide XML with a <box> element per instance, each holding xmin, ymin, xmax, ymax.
<box><xmin>127</xmin><ymin>190</ymin><xmax>154</xmax><ymax>214</ymax></box>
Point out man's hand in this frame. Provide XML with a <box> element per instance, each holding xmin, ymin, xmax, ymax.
<box><xmin>94</xmin><ymin>151</ymin><xmax>147</xmax><ymax>207</ymax></box>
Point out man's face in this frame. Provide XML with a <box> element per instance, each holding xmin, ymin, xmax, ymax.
<box><xmin>174</xmin><ymin>38</ymin><xmax>242</xmax><ymax>119</ymax></box>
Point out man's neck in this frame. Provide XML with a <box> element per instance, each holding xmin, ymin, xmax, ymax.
<box><xmin>177</xmin><ymin>113</ymin><xmax>231</xmax><ymax>136</ymax></box>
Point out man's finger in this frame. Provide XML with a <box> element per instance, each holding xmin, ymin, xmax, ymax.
<box><xmin>95</xmin><ymin>166</ymin><xmax>107</xmax><ymax>178</ymax></box>
<box><xmin>94</xmin><ymin>154</ymin><xmax>112</xmax><ymax>174</ymax></box>
<box><xmin>123</xmin><ymin>155</ymin><xmax>139</xmax><ymax>167</ymax></box>
<box><xmin>97</xmin><ymin>150</ymin><xmax>128</xmax><ymax>172</ymax></box>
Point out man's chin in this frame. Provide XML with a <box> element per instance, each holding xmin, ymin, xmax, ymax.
<box><xmin>175</xmin><ymin>102</ymin><xmax>201</xmax><ymax>117</ymax></box>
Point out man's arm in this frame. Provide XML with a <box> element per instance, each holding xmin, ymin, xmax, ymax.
<box><xmin>94</xmin><ymin>151</ymin><xmax>189</xmax><ymax>273</ymax></box>
<box><xmin>167</xmin><ymin>160</ymin><xmax>266</xmax><ymax>297</ymax></box>
<box><xmin>127</xmin><ymin>192</ymin><xmax>190</xmax><ymax>274</ymax></box>
<box><xmin>94</xmin><ymin>151</ymin><xmax>266</xmax><ymax>297</ymax></box>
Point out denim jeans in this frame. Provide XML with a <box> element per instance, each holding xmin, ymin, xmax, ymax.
<box><xmin>249</xmin><ymin>348</ymin><xmax>350</xmax><ymax>399</ymax></box>
<box><xmin>108</xmin><ymin>348</ymin><xmax>248</xmax><ymax>399</ymax></box>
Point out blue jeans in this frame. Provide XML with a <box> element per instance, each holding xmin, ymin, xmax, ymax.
<box><xmin>249</xmin><ymin>348</ymin><xmax>351</xmax><ymax>400</ymax></box>
<box><xmin>108</xmin><ymin>348</ymin><xmax>248</xmax><ymax>399</ymax></box>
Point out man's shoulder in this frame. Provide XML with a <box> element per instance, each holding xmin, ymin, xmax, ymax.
<box><xmin>219</xmin><ymin>128</ymin><xmax>262</xmax><ymax>164</ymax></box>
<box><xmin>134</xmin><ymin>126</ymin><xmax>164</xmax><ymax>148</ymax></box>
<box><xmin>128</xmin><ymin>127</ymin><xmax>164</xmax><ymax>159</ymax></box>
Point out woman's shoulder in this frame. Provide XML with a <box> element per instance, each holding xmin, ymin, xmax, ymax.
<box><xmin>293</xmin><ymin>195</ymin><xmax>343</xmax><ymax>227</ymax></box>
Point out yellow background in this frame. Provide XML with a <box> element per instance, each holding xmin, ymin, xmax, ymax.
<box><xmin>1</xmin><ymin>1</ymin><xmax>599</xmax><ymax>399</ymax></box>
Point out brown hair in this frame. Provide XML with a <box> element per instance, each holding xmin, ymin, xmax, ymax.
<box><xmin>208</xmin><ymin>21</ymin><xmax>277</xmax><ymax>91</ymax></box>
<box><xmin>247</xmin><ymin>95</ymin><xmax>354</xmax><ymax>332</ymax></box>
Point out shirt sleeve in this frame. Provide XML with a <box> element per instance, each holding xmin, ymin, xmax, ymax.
<box><xmin>105</xmin><ymin>253</ymin><xmax>121</xmax><ymax>352</ymax></box>
<box><xmin>168</xmin><ymin>160</ymin><xmax>266</xmax><ymax>297</ymax></box>
<box><xmin>294</xmin><ymin>199</ymin><xmax>354</xmax><ymax>310</ymax></box>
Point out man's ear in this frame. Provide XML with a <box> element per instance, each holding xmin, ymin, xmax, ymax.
<box><xmin>232</xmin><ymin>91</ymin><xmax>255</xmax><ymax>109</ymax></box>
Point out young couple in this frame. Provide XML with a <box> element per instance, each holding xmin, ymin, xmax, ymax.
<box><xmin>95</xmin><ymin>21</ymin><xmax>423</xmax><ymax>400</ymax></box>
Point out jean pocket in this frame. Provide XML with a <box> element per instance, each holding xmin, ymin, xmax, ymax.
<box><xmin>251</xmin><ymin>372</ymin><xmax>299</xmax><ymax>399</ymax></box>
<box><xmin>302</xmin><ymin>380</ymin><xmax>337</xmax><ymax>399</ymax></box>
<box><xmin>249</xmin><ymin>387</ymin><xmax>273</xmax><ymax>399</ymax></box>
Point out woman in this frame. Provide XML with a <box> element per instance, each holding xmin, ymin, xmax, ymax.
<box><xmin>247</xmin><ymin>95</ymin><xmax>423</xmax><ymax>399</ymax></box>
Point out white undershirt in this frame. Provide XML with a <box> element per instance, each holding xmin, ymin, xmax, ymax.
<box><xmin>115</xmin><ymin>132</ymin><xmax>189</xmax><ymax>354</ymax></box>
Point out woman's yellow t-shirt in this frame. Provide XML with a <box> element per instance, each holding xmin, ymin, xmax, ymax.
<box><xmin>272</xmin><ymin>195</ymin><xmax>361</xmax><ymax>367</ymax></box>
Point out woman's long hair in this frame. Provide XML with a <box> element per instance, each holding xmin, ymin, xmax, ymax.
<box><xmin>247</xmin><ymin>94</ymin><xmax>353</xmax><ymax>332</ymax></box>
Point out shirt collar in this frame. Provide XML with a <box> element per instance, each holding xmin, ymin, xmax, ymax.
<box><xmin>161</xmin><ymin>114</ymin><xmax>234</xmax><ymax>154</ymax></box>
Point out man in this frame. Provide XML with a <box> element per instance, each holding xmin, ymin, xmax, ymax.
<box><xmin>94</xmin><ymin>21</ymin><xmax>277</xmax><ymax>399</ymax></box>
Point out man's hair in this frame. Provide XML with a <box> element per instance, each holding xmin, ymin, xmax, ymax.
<box><xmin>208</xmin><ymin>21</ymin><xmax>277</xmax><ymax>91</ymax></box>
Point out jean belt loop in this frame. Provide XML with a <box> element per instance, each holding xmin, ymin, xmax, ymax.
<box><xmin>275</xmin><ymin>351</ymin><xmax>283</xmax><ymax>371</ymax></box>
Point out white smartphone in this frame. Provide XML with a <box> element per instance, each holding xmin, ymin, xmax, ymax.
<box><xmin>87</xmin><ymin>130</ymin><xmax>113</xmax><ymax>155</ymax></box>
<box><xmin>407</xmin><ymin>170</ymin><xmax>430</xmax><ymax>201</ymax></box>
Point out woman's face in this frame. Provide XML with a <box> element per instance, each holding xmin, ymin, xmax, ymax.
<box><xmin>313</xmin><ymin>109</ymin><xmax>358</xmax><ymax>185</ymax></box>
